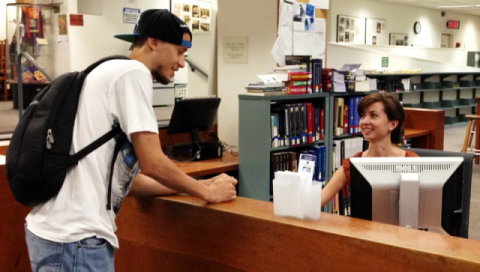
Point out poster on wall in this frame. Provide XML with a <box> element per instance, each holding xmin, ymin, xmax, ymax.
<box><xmin>171</xmin><ymin>0</ymin><xmax>211</xmax><ymax>33</ymax></box>
<box><xmin>389</xmin><ymin>33</ymin><xmax>408</xmax><ymax>46</ymax></box>
<box><xmin>365</xmin><ymin>18</ymin><xmax>387</xmax><ymax>45</ymax></box>
<box><xmin>337</xmin><ymin>15</ymin><xmax>364</xmax><ymax>44</ymax></box>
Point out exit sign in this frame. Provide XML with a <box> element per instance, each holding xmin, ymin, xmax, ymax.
<box><xmin>446</xmin><ymin>20</ymin><xmax>460</xmax><ymax>29</ymax></box>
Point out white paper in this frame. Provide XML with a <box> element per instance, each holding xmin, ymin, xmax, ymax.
<box><xmin>313</xmin><ymin>18</ymin><xmax>326</xmax><ymax>60</ymax></box>
<box><xmin>293</xmin><ymin>31</ymin><xmax>315</xmax><ymax>56</ymax></box>
<box><xmin>57</xmin><ymin>35</ymin><xmax>68</xmax><ymax>42</ymax></box>
<box><xmin>271</xmin><ymin>25</ymin><xmax>293</xmax><ymax>66</ymax></box>
<box><xmin>278</xmin><ymin>0</ymin><xmax>293</xmax><ymax>35</ymax></box>
<box><xmin>258</xmin><ymin>74</ymin><xmax>282</xmax><ymax>84</ymax></box>
<box><xmin>309</xmin><ymin>0</ymin><xmax>329</xmax><ymax>9</ymax></box>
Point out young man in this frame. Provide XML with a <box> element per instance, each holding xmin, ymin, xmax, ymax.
<box><xmin>25</xmin><ymin>9</ymin><xmax>237</xmax><ymax>271</ymax></box>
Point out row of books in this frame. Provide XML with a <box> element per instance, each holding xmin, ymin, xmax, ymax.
<box><xmin>270</xmin><ymin>102</ymin><xmax>325</xmax><ymax>148</ymax></box>
<box><xmin>270</xmin><ymin>145</ymin><xmax>327</xmax><ymax>194</ymax></box>
<box><xmin>331</xmin><ymin>137</ymin><xmax>365</xmax><ymax>216</ymax></box>
<box><xmin>333</xmin><ymin>96</ymin><xmax>364</xmax><ymax>137</ymax></box>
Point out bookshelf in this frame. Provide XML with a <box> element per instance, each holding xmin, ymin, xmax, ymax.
<box><xmin>368</xmin><ymin>72</ymin><xmax>480</xmax><ymax>125</ymax></box>
<box><xmin>238</xmin><ymin>93</ymin><xmax>330</xmax><ymax>201</ymax></box>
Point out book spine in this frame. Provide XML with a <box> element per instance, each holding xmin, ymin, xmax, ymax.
<box><xmin>320</xmin><ymin>108</ymin><xmax>325</xmax><ymax>140</ymax></box>
<box><xmin>285</xmin><ymin>80</ymin><xmax>310</xmax><ymax>86</ymax></box>
<box><xmin>288</xmin><ymin>72</ymin><xmax>312</xmax><ymax>81</ymax></box>
<box><xmin>343</xmin><ymin>104</ymin><xmax>349</xmax><ymax>135</ymax></box>
<box><xmin>286</xmin><ymin>86</ymin><xmax>308</xmax><ymax>95</ymax></box>
<box><xmin>311</xmin><ymin>59</ymin><xmax>323</xmax><ymax>93</ymax></box>
<box><xmin>306</xmin><ymin>103</ymin><xmax>313</xmax><ymax>144</ymax></box>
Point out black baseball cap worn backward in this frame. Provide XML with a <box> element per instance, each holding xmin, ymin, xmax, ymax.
<box><xmin>114</xmin><ymin>9</ymin><xmax>192</xmax><ymax>48</ymax></box>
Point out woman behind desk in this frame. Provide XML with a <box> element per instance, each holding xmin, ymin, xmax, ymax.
<box><xmin>321</xmin><ymin>92</ymin><xmax>418</xmax><ymax>207</ymax></box>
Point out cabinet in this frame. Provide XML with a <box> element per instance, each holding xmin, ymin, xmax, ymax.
<box><xmin>6</xmin><ymin>3</ymin><xmax>56</xmax><ymax>84</ymax></box>
<box><xmin>467</xmin><ymin>51</ymin><xmax>480</xmax><ymax>68</ymax></box>
<box><xmin>368</xmin><ymin>72</ymin><xmax>480</xmax><ymax>125</ymax></box>
<box><xmin>238</xmin><ymin>93</ymin><xmax>331</xmax><ymax>201</ymax></box>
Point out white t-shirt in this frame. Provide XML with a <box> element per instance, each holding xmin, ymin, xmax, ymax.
<box><xmin>26</xmin><ymin>59</ymin><xmax>158</xmax><ymax>249</ymax></box>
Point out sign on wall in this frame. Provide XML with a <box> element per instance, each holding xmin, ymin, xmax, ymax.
<box><xmin>171</xmin><ymin>0</ymin><xmax>212</xmax><ymax>33</ymax></box>
<box><xmin>123</xmin><ymin>8</ymin><xmax>141</xmax><ymax>24</ymax></box>
<box><xmin>223</xmin><ymin>36</ymin><xmax>248</xmax><ymax>64</ymax></box>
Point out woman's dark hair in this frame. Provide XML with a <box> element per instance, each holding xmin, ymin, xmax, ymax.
<box><xmin>357</xmin><ymin>92</ymin><xmax>404</xmax><ymax>144</ymax></box>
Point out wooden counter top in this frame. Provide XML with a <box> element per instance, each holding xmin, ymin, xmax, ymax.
<box><xmin>115</xmin><ymin>195</ymin><xmax>480</xmax><ymax>271</ymax></box>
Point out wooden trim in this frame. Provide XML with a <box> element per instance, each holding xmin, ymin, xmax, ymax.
<box><xmin>404</xmin><ymin>108</ymin><xmax>444</xmax><ymax>150</ymax></box>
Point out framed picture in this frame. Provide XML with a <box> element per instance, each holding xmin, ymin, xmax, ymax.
<box><xmin>365</xmin><ymin>18</ymin><xmax>387</xmax><ymax>45</ymax></box>
<box><xmin>389</xmin><ymin>33</ymin><xmax>409</xmax><ymax>46</ymax></box>
<box><xmin>337</xmin><ymin>15</ymin><xmax>365</xmax><ymax>44</ymax></box>
<box><xmin>171</xmin><ymin>0</ymin><xmax>212</xmax><ymax>33</ymax></box>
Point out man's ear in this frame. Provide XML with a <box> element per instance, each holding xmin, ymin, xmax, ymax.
<box><xmin>146</xmin><ymin>37</ymin><xmax>163</xmax><ymax>50</ymax></box>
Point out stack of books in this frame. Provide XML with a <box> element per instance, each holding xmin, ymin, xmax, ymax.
<box><xmin>322</xmin><ymin>68</ymin><xmax>346</xmax><ymax>92</ymax></box>
<box><xmin>272</xmin><ymin>65</ymin><xmax>311</xmax><ymax>95</ymax></box>
<box><xmin>246</xmin><ymin>82</ymin><xmax>285</xmax><ymax>96</ymax></box>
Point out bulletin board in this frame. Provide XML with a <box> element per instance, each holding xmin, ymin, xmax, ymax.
<box><xmin>276</xmin><ymin>0</ymin><xmax>329</xmax><ymax>66</ymax></box>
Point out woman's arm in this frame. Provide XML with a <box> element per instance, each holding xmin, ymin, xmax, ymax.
<box><xmin>321</xmin><ymin>166</ymin><xmax>348</xmax><ymax>207</ymax></box>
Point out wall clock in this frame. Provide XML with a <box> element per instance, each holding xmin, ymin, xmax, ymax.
<box><xmin>414</xmin><ymin>21</ymin><xmax>421</xmax><ymax>34</ymax></box>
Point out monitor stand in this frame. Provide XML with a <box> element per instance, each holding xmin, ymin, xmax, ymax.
<box><xmin>165</xmin><ymin>129</ymin><xmax>223</xmax><ymax>162</ymax></box>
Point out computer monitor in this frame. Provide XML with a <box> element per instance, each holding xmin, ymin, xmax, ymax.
<box><xmin>350</xmin><ymin>157</ymin><xmax>464</xmax><ymax>237</ymax></box>
<box><xmin>167</xmin><ymin>97</ymin><xmax>220</xmax><ymax>144</ymax></box>
<box><xmin>166</xmin><ymin>97</ymin><xmax>222</xmax><ymax>161</ymax></box>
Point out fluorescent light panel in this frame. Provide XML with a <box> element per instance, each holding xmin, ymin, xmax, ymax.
<box><xmin>437</xmin><ymin>5</ymin><xmax>475</xmax><ymax>8</ymax></box>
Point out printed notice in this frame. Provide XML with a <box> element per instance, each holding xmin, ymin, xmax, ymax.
<box><xmin>223</xmin><ymin>36</ymin><xmax>248</xmax><ymax>64</ymax></box>
<box><xmin>123</xmin><ymin>7</ymin><xmax>141</xmax><ymax>24</ymax></box>
<box><xmin>69</xmin><ymin>14</ymin><xmax>84</xmax><ymax>26</ymax></box>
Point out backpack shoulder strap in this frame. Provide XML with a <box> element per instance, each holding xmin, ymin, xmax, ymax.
<box><xmin>84</xmin><ymin>55</ymin><xmax>130</xmax><ymax>74</ymax></box>
<box><xmin>67</xmin><ymin>122</ymin><xmax>123</xmax><ymax>167</ymax></box>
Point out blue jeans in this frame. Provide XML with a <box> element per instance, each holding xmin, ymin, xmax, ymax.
<box><xmin>25</xmin><ymin>225</ymin><xmax>114</xmax><ymax>272</ymax></box>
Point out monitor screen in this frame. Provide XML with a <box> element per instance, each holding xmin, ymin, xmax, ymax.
<box><xmin>167</xmin><ymin>97</ymin><xmax>221</xmax><ymax>145</ymax></box>
<box><xmin>350</xmin><ymin>157</ymin><xmax>464</xmax><ymax>237</ymax></box>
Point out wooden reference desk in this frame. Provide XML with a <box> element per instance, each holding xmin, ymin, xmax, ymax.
<box><xmin>404</xmin><ymin>108</ymin><xmax>444</xmax><ymax>150</ymax></box>
<box><xmin>173</xmin><ymin>152</ymin><xmax>238</xmax><ymax>177</ymax></box>
<box><xmin>115</xmin><ymin>195</ymin><xmax>480</xmax><ymax>271</ymax></box>
<box><xmin>404</xmin><ymin>128</ymin><xmax>430</xmax><ymax>149</ymax></box>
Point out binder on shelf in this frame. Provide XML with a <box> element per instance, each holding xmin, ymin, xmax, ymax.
<box><xmin>310</xmin><ymin>58</ymin><xmax>323</xmax><ymax>93</ymax></box>
<box><xmin>270</xmin><ymin>114</ymin><xmax>279</xmax><ymax>148</ymax></box>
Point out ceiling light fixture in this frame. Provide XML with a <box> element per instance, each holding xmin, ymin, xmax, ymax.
<box><xmin>437</xmin><ymin>5</ymin><xmax>474</xmax><ymax>8</ymax></box>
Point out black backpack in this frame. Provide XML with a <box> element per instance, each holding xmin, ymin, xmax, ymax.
<box><xmin>6</xmin><ymin>55</ymin><xmax>130</xmax><ymax>209</ymax></box>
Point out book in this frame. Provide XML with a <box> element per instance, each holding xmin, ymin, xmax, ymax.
<box><xmin>286</xmin><ymin>86</ymin><xmax>308</xmax><ymax>95</ymax></box>
<box><xmin>246</xmin><ymin>90</ymin><xmax>285</xmax><ymax>96</ymax></box>
<box><xmin>275</xmin><ymin>72</ymin><xmax>312</xmax><ymax>82</ymax></box>
<box><xmin>306</xmin><ymin>103</ymin><xmax>314</xmax><ymax>143</ymax></box>
<box><xmin>285</xmin><ymin>80</ymin><xmax>310</xmax><ymax>87</ymax></box>
<box><xmin>310</xmin><ymin>58</ymin><xmax>323</xmax><ymax>93</ymax></box>
<box><xmin>285</xmin><ymin>55</ymin><xmax>311</xmax><ymax>71</ymax></box>
<box><xmin>247</xmin><ymin>81</ymin><xmax>285</xmax><ymax>88</ymax></box>
<box><xmin>270</xmin><ymin>114</ymin><xmax>279</xmax><ymax>148</ymax></box>
<box><xmin>273</xmin><ymin>65</ymin><xmax>307</xmax><ymax>73</ymax></box>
